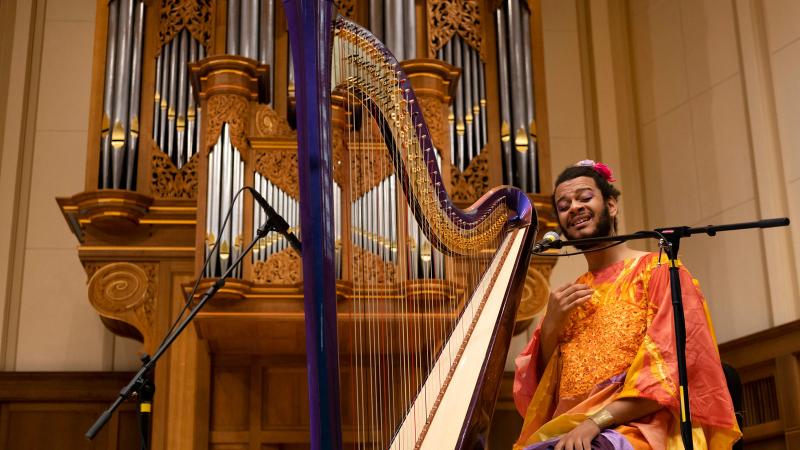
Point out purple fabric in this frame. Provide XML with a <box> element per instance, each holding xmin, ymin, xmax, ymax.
<box><xmin>595</xmin><ymin>371</ymin><xmax>628</xmax><ymax>390</ymax></box>
<box><xmin>523</xmin><ymin>430</ymin><xmax>635</xmax><ymax>450</ymax></box>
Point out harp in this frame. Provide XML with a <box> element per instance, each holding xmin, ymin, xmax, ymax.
<box><xmin>284</xmin><ymin>1</ymin><xmax>537</xmax><ymax>448</ymax></box>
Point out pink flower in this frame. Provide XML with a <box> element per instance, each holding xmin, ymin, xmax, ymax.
<box><xmin>592</xmin><ymin>162</ymin><xmax>616</xmax><ymax>182</ymax></box>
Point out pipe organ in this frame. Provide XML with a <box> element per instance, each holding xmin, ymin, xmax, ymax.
<box><xmin>57</xmin><ymin>1</ymin><xmax>558</xmax><ymax>449</ymax></box>
<box><xmin>153</xmin><ymin>27</ymin><xmax>205</xmax><ymax>170</ymax></box>
<box><xmin>100</xmin><ymin>0</ymin><xmax>146</xmax><ymax>189</ymax></box>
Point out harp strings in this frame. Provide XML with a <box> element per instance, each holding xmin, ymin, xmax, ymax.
<box><xmin>333</xmin><ymin>19</ymin><xmax>505</xmax><ymax>449</ymax></box>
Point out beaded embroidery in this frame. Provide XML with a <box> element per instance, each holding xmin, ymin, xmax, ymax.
<box><xmin>557</xmin><ymin>255</ymin><xmax>660</xmax><ymax>398</ymax></box>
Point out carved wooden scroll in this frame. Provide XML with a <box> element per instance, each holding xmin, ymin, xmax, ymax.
<box><xmin>86</xmin><ymin>262</ymin><xmax>158</xmax><ymax>354</ymax></box>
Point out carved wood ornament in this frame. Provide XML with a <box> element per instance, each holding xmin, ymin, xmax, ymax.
<box><xmin>87</xmin><ymin>262</ymin><xmax>158</xmax><ymax>352</ymax></box>
<box><xmin>252</xmin><ymin>104</ymin><xmax>295</xmax><ymax>138</ymax></box>
<box><xmin>416</xmin><ymin>95</ymin><xmax>450</xmax><ymax>155</ymax></box>
<box><xmin>254</xmin><ymin>150</ymin><xmax>300</xmax><ymax>200</ymax></box>
<box><xmin>204</xmin><ymin>94</ymin><xmax>250</xmax><ymax>151</ymax></box>
<box><xmin>451</xmin><ymin>151</ymin><xmax>490</xmax><ymax>203</ymax></box>
<box><xmin>332</xmin><ymin>0</ymin><xmax>356</xmax><ymax>19</ymax></box>
<box><xmin>252</xmin><ymin>248</ymin><xmax>303</xmax><ymax>284</ymax></box>
<box><xmin>348</xmin><ymin>138</ymin><xmax>395</xmax><ymax>199</ymax></box>
<box><xmin>159</xmin><ymin>0</ymin><xmax>215</xmax><ymax>51</ymax></box>
<box><xmin>428</xmin><ymin>0</ymin><xmax>484</xmax><ymax>59</ymax></box>
<box><xmin>332</xmin><ymin>127</ymin><xmax>347</xmax><ymax>187</ymax></box>
<box><xmin>151</xmin><ymin>151</ymin><xmax>198</xmax><ymax>199</ymax></box>
<box><xmin>351</xmin><ymin>246</ymin><xmax>398</xmax><ymax>285</ymax></box>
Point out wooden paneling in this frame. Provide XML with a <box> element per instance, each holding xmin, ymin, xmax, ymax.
<box><xmin>720</xmin><ymin>319</ymin><xmax>800</xmax><ymax>450</ymax></box>
<box><xmin>0</xmin><ymin>372</ymin><xmax>138</xmax><ymax>450</ymax></box>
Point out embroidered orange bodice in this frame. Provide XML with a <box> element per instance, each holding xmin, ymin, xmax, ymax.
<box><xmin>557</xmin><ymin>255</ymin><xmax>657</xmax><ymax>398</ymax></box>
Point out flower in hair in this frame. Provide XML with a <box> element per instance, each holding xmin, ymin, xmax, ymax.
<box><xmin>575</xmin><ymin>160</ymin><xmax>616</xmax><ymax>182</ymax></box>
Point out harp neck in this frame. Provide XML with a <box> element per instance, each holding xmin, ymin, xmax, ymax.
<box><xmin>282</xmin><ymin>1</ymin><xmax>342</xmax><ymax>449</ymax></box>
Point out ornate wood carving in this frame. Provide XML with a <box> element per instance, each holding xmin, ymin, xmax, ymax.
<box><xmin>159</xmin><ymin>0</ymin><xmax>214</xmax><ymax>51</ymax></box>
<box><xmin>87</xmin><ymin>262</ymin><xmax>158</xmax><ymax>352</ymax></box>
<box><xmin>416</xmin><ymin>95</ymin><xmax>450</xmax><ymax>155</ymax></box>
<box><xmin>332</xmin><ymin>127</ymin><xmax>347</xmax><ymax>187</ymax></box>
<box><xmin>351</xmin><ymin>246</ymin><xmax>397</xmax><ymax>284</ymax></box>
<box><xmin>252</xmin><ymin>104</ymin><xmax>295</xmax><ymax>138</ymax></box>
<box><xmin>348</xmin><ymin>139</ymin><xmax>395</xmax><ymax>199</ymax></box>
<box><xmin>158</xmin><ymin>0</ymin><xmax>214</xmax><ymax>51</ymax></box>
<box><xmin>205</xmin><ymin>94</ymin><xmax>250</xmax><ymax>151</ymax></box>
<box><xmin>428</xmin><ymin>0</ymin><xmax>484</xmax><ymax>59</ymax></box>
<box><xmin>332</xmin><ymin>0</ymin><xmax>356</xmax><ymax>19</ymax></box>
<box><xmin>254</xmin><ymin>150</ymin><xmax>300</xmax><ymax>201</ymax></box>
<box><xmin>451</xmin><ymin>151</ymin><xmax>489</xmax><ymax>203</ymax></box>
<box><xmin>151</xmin><ymin>151</ymin><xmax>198</xmax><ymax>199</ymax></box>
<box><xmin>252</xmin><ymin>248</ymin><xmax>303</xmax><ymax>285</ymax></box>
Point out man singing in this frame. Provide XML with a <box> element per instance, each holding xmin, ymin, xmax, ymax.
<box><xmin>513</xmin><ymin>161</ymin><xmax>741</xmax><ymax>450</ymax></box>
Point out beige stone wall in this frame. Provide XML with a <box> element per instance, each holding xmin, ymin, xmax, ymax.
<box><xmin>0</xmin><ymin>0</ymin><xmax>139</xmax><ymax>371</ymax></box>
<box><xmin>537</xmin><ymin>0</ymin><xmax>800</xmax><ymax>345</ymax></box>
<box><xmin>628</xmin><ymin>0</ymin><xmax>799</xmax><ymax>342</ymax></box>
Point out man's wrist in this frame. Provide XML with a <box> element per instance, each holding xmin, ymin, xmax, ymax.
<box><xmin>587</xmin><ymin>409</ymin><xmax>616</xmax><ymax>430</ymax></box>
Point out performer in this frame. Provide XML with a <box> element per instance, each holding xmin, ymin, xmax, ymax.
<box><xmin>513</xmin><ymin>161</ymin><xmax>741</xmax><ymax>450</ymax></box>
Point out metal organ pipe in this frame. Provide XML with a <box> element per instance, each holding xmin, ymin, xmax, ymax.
<box><xmin>240</xmin><ymin>0</ymin><xmax>257</xmax><ymax>59</ymax></box>
<box><xmin>218</xmin><ymin>128</ymin><xmax>232</xmax><ymax>274</ymax></box>
<box><xmin>110</xmin><ymin>0</ymin><xmax>134</xmax><ymax>189</ymax></box>
<box><xmin>478</xmin><ymin>59</ymin><xmax>488</xmax><ymax>150</ymax></box>
<box><xmin>158</xmin><ymin>41</ymin><xmax>169</xmax><ymax>152</ymax></box>
<box><xmin>98</xmin><ymin>0</ymin><xmax>146</xmax><ymax>189</ymax></box>
<box><xmin>227</xmin><ymin>0</ymin><xmax>240</xmax><ymax>54</ymax></box>
<box><xmin>403</xmin><ymin>0</ymin><xmax>416</xmax><ymax>59</ymax></box>
<box><xmin>507</xmin><ymin>0</ymin><xmax>529</xmax><ymax>191</ymax></box>
<box><xmin>462</xmin><ymin>42</ymin><xmax>474</xmax><ymax>164</ymax></box>
<box><xmin>236</xmin><ymin>157</ymin><xmax>245</xmax><ymax>277</ymax></box>
<box><xmin>125</xmin><ymin>0</ymin><xmax>144</xmax><ymax>189</ymax></box>
<box><xmin>438</xmin><ymin>35</ymin><xmax>487</xmax><ymax>172</ymax></box>
<box><xmin>260</xmin><ymin>0</ymin><xmax>275</xmax><ymax>100</ymax></box>
<box><xmin>153</xmin><ymin>49</ymin><xmax>162</xmax><ymax>152</ymax></box>
<box><xmin>444</xmin><ymin>41</ymin><xmax>455</xmax><ymax>166</ymax></box>
<box><xmin>471</xmin><ymin>44</ymin><xmax>484</xmax><ymax>146</ymax></box>
<box><xmin>521</xmin><ymin>6</ymin><xmax>538</xmax><ymax>192</ymax></box>
<box><xmin>100</xmin><ymin>0</ymin><xmax>119</xmax><ymax>188</ymax></box>
<box><xmin>370</xmin><ymin>0</ymin><xmax>384</xmax><ymax>41</ymax></box>
<box><xmin>176</xmin><ymin>31</ymin><xmax>188</xmax><ymax>168</ymax></box>
<box><xmin>186</xmin><ymin>39</ymin><xmax>198</xmax><ymax>168</ymax></box>
<box><xmin>206</xmin><ymin>135</ymin><xmax>222</xmax><ymax>277</ymax></box>
<box><xmin>389</xmin><ymin>0</ymin><xmax>403</xmax><ymax>60</ymax></box>
<box><xmin>495</xmin><ymin>10</ymin><xmax>514</xmax><ymax>185</ymax></box>
<box><xmin>452</xmin><ymin>38</ymin><xmax>464</xmax><ymax>171</ymax></box>
<box><xmin>195</xmin><ymin>45</ymin><xmax>205</xmax><ymax>155</ymax></box>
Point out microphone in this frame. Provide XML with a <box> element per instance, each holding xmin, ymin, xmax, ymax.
<box><xmin>248</xmin><ymin>187</ymin><xmax>303</xmax><ymax>252</ymax></box>
<box><xmin>532</xmin><ymin>231</ymin><xmax>561</xmax><ymax>254</ymax></box>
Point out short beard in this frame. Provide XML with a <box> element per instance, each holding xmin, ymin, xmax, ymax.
<box><xmin>560</xmin><ymin>205</ymin><xmax>613</xmax><ymax>250</ymax></box>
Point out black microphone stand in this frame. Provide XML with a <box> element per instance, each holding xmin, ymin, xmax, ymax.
<box><xmin>538</xmin><ymin>217</ymin><xmax>789</xmax><ymax>450</ymax></box>
<box><xmin>85</xmin><ymin>218</ymin><xmax>290</xmax><ymax>443</ymax></box>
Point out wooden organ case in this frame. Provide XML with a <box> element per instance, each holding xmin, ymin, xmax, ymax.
<box><xmin>57</xmin><ymin>1</ymin><xmax>559</xmax><ymax>449</ymax></box>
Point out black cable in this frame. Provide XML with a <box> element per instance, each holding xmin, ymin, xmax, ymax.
<box><xmin>158</xmin><ymin>186</ymin><xmax>248</xmax><ymax>350</ymax></box>
<box><xmin>534</xmin><ymin>240</ymin><xmax>625</xmax><ymax>257</ymax></box>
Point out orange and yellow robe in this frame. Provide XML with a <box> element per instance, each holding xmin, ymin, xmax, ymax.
<box><xmin>513</xmin><ymin>253</ymin><xmax>741</xmax><ymax>450</ymax></box>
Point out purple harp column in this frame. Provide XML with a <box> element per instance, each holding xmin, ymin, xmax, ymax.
<box><xmin>281</xmin><ymin>1</ymin><xmax>343</xmax><ymax>450</ymax></box>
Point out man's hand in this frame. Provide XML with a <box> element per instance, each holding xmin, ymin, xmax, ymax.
<box><xmin>544</xmin><ymin>283</ymin><xmax>594</xmax><ymax>327</ymax></box>
<box><xmin>553</xmin><ymin>419</ymin><xmax>601</xmax><ymax>450</ymax></box>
